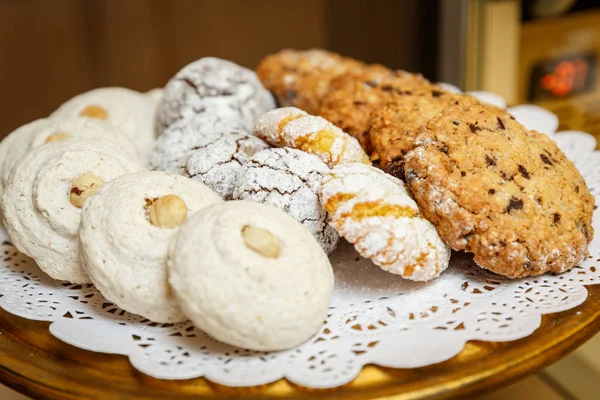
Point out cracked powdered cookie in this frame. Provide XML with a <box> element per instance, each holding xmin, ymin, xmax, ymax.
<box><xmin>320</xmin><ymin>163</ymin><xmax>450</xmax><ymax>281</ymax></box>
<box><xmin>80</xmin><ymin>171</ymin><xmax>222</xmax><ymax>322</ymax></box>
<box><xmin>168</xmin><ymin>200</ymin><xmax>333</xmax><ymax>351</ymax></box>
<box><xmin>1</xmin><ymin>138</ymin><xmax>143</xmax><ymax>283</ymax></box>
<box><xmin>157</xmin><ymin>57</ymin><xmax>275</xmax><ymax>134</ymax></box>
<box><xmin>403</xmin><ymin>103</ymin><xmax>595</xmax><ymax>278</ymax></box>
<box><xmin>253</xmin><ymin>107</ymin><xmax>370</xmax><ymax>168</ymax></box>
<box><xmin>370</xmin><ymin>92</ymin><xmax>479</xmax><ymax>169</ymax></box>
<box><xmin>181</xmin><ymin>129</ymin><xmax>270</xmax><ymax>200</ymax></box>
<box><xmin>50</xmin><ymin>87</ymin><xmax>156</xmax><ymax>162</ymax></box>
<box><xmin>318</xmin><ymin>65</ymin><xmax>433</xmax><ymax>154</ymax></box>
<box><xmin>256</xmin><ymin>48</ymin><xmax>365</xmax><ymax>114</ymax></box>
<box><xmin>149</xmin><ymin>114</ymin><xmax>250</xmax><ymax>174</ymax></box>
<box><xmin>233</xmin><ymin>147</ymin><xmax>339</xmax><ymax>254</ymax></box>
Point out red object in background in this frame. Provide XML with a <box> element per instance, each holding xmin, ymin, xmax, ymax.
<box><xmin>540</xmin><ymin>58</ymin><xmax>590</xmax><ymax>97</ymax></box>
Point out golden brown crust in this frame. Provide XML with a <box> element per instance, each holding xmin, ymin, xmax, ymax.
<box><xmin>402</xmin><ymin>103</ymin><xmax>595</xmax><ymax>278</ymax></box>
<box><xmin>318</xmin><ymin>66</ymin><xmax>433</xmax><ymax>154</ymax></box>
<box><xmin>255</xmin><ymin>49</ymin><xmax>364</xmax><ymax>115</ymax></box>
<box><xmin>371</xmin><ymin>92</ymin><xmax>479</xmax><ymax>169</ymax></box>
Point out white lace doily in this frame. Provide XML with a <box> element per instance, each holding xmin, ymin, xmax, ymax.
<box><xmin>1</xmin><ymin>103</ymin><xmax>599</xmax><ymax>389</ymax></box>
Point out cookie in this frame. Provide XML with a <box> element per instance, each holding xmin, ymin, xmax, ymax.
<box><xmin>233</xmin><ymin>147</ymin><xmax>339</xmax><ymax>254</ymax></box>
<box><xmin>79</xmin><ymin>171</ymin><xmax>223</xmax><ymax>322</ymax></box>
<box><xmin>146</xmin><ymin>88</ymin><xmax>163</xmax><ymax>136</ymax></box>
<box><xmin>168</xmin><ymin>200</ymin><xmax>333</xmax><ymax>351</ymax></box>
<box><xmin>157</xmin><ymin>57</ymin><xmax>275</xmax><ymax>134</ymax></box>
<box><xmin>370</xmin><ymin>92</ymin><xmax>479</xmax><ymax>169</ymax></box>
<box><xmin>181</xmin><ymin>129</ymin><xmax>269</xmax><ymax>200</ymax></box>
<box><xmin>256</xmin><ymin>49</ymin><xmax>365</xmax><ymax>114</ymax></box>
<box><xmin>149</xmin><ymin>114</ymin><xmax>250</xmax><ymax>174</ymax></box>
<box><xmin>0</xmin><ymin>119</ymin><xmax>47</xmax><ymax>199</ymax></box>
<box><xmin>253</xmin><ymin>107</ymin><xmax>370</xmax><ymax>168</ymax></box>
<box><xmin>2</xmin><ymin>138</ymin><xmax>142</xmax><ymax>283</ymax></box>
<box><xmin>50</xmin><ymin>87</ymin><xmax>156</xmax><ymax>162</ymax></box>
<box><xmin>320</xmin><ymin>163</ymin><xmax>450</xmax><ymax>281</ymax></box>
<box><xmin>0</xmin><ymin>118</ymin><xmax>140</xmax><ymax>203</ymax></box>
<box><xmin>403</xmin><ymin>103</ymin><xmax>595</xmax><ymax>278</ymax></box>
<box><xmin>318</xmin><ymin>66</ymin><xmax>433</xmax><ymax>154</ymax></box>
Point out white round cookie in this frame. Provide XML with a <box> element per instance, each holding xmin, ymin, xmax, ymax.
<box><xmin>2</xmin><ymin>137</ymin><xmax>142</xmax><ymax>283</ymax></box>
<box><xmin>149</xmin><ymin>114</ymin><xmax>249</xmax><ymax>174</ymax></box>
<box><xmin>320</xmin><ymin>163</ymin><xmax>451</xmax><ymax>281</ymax></box>
<box><xmin>253</xmin><ymin>107</ymin><xmax>370</xmax><ymax>168</ymax></box>
<box><xmin>145</xmin><ymin>88</ymin><xmax>163</xmax><ymax>137</ymax></box>
<box><xmin>157</xmin><ymin>57</ymin><xmax>275</xmax><ymax>133</ymax></box>
<box><xmin>233</xmin><ymin>148</ymin><xmax>339</xmax><ymax>254</ymax></box>
<box><xmin>50</xmin><ymin>87</ymin><xmax>155</xmax><ymax>161</ymax></box>
<box><xmin>79</xmin><ymin>171</ymin><xmax>223</xmax><ymax>323</ymax></box>
<box><xmin>0</xmin><ymin>118</ymin><xmax>140</xmax><ymax>196</ymax></box>
<box><xmin>181</xmin><ymin>130</ymin><xmax>269</xmax><ymax>200</ymax></box>
<box><xmin>0</xmin><ymin>119</ymin><xmax>47</xmax><ymax>198</ymax></box>
<box><xmin>168</xmin><ymin>201</ymin><xmax>333</xmax><ymax>351</ymax></box>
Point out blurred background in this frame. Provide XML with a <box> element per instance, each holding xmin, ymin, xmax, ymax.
<box><xmin>2</xmin><ymin>1</ymin><xmax>600</xmax><ymax>398</ymax></box>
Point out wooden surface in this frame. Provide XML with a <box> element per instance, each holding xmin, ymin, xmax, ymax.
<box><xmin>1</xmin><ymin>285</ymin><xmax>599</xmax><ymax>400</ymax></box>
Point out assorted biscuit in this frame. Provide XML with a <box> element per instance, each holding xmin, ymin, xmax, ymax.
<box><xmin>0</xmin><ymin>49</ymin><xmax>595</xmax><ymax>351</ymax></box>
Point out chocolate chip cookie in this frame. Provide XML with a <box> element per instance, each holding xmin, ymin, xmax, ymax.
<box><xmin>318</xmin><ymin>66</ymin><xmax>434</xmax><ymax>154</ymax></box>
<box><xmin>371</xmin><ymin>92</ymin><xmax>479</xmax><ymax>169</ymax></box>
<box><xmin>255</xmin><ymin>49</ymin><xmax>364</xmax><ymax>114</ymax></box>
<box><xmin>403</xmin><ymin>103</ymin><xmax>595</xmax><ymax>278</ymax></box>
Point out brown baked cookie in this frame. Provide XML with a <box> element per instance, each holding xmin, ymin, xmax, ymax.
<box><xmin>318</xmin><ymin>66</ymin><xmax>433</xmax><ymax>154</ymax></box>
<box><xmin>255</xmin><ymin>49</ymin><xmax>364</xmax><ymax>114</ymax></box>
<box><xmin>371</xmin><ymin>92</ymin><xmax>479</xmax><ymax>169</ymax></box>
<box><xmin>402</xmin><ymin>103</ymin><xmax>595</xmax><ymax>278</ymax></box>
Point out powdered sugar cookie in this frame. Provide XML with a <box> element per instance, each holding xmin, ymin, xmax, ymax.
<box><xmin>50</xmin><ymin>87</ymin><xmax>155</xmax><ymax>161</ymax></box>
<box><xmin>157</xmin><ymin>57</ymin><xmax>275</xmax><ymax>133</ymax></box>
<box><xmin>0</xmin><ymin>119</ymin><xmax>47</xmax><ymax>198</ymax></box>
<box><xmin>2</xmin><ymin>138</ymin><xmax>142</xmax><ymax>283</ymax></box>
<box><xmin>168</xmin><ymin>200</ymin><xmax>333</xmax><ymax>351</ymax></box>
<box><xmin>181</xmin><ymin>130</ymin><xmax>269</xmax><ymax>200</ymax></box>
<box><xmin>253</xmin><ymin>107</ymin><xmax>370</xmax><ymax>168</ymax></box>
<box><xmin>233</xmin><ymin>148</ymin><xmax>339</xmax><ymax>253</ymax></box>
<box><xmin>149</xmin><ymin>114</ymin><xmax>250</xmax><ymax>174</ymax></box>
<box><xmin>320</xmin><ymin>163</ymin><xmax>450</xmax><ymax>281</ymax></box>
<box><xmin>0</xmin><ymin>118</ymin><xmax>141</xmax><ymax>198</ymax></box>
<box><xmin>146</xmin><ymin>88</ymin><xmax>163</xmax><ymax>136</ymax></box>
<box><xmin>79</xmin><ymin>171</ymin><xmax>222</xmax><ymax>322</ymax></box>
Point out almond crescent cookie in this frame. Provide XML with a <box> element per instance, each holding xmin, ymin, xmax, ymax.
<box><xmin>181</xmin><ymin>129</ymin><xmax>269</xmax><ymax>200</ymax></box>
<box><xmin>233</xmin><ymin>147</ymin><xmax>339</xmax><ymax>254</ymax></box>
<box><xmin>318</xmin><ymin>66</ymin><xmax>433</xmax><ymax>154</ymax></box>
<box><xmin>370</xmin><ymin>92</ymin><xmax>479</xmax><ymax>169</ymax></box>
<box><xmin>403</xmin><ymin>103</ymin><xmax>595</xmax><ymax>278</ymax></box>
<box><xmin>320</xmin><ymin>163</ymin><xmax>451</xmax><ymax>281</ymax></box>
<box><xmin>2</xmin><ymin>138</ymin><xmax>142</xmax><ymax>283</ymax></box>
<box><xmin>79</xmin><ymin>171</ymin><xmax>223</xmax><ymax>323</ymax></box>
<box><xmin>253</xmin><ymin>107</ymin><xmax>370</xmax><ymax>168</ymax></box>
<box><xmin>50</xmin><ymin>87</ymin><xmax>155</xmax><ymax>162</ymax></box>
<box><xmin>157</xmin><ymin>57</ymin><xmax>275</xmax><ymax>134</ymax></box>
<box><xmin>167</xmin><ymin>200</ymin><xmax>333</xmax><ymax>351</ymax></box>
<box><xmin>0</xmin><ymin>118</ymin><xmax>140</xmax><ymax>198</ymax></box>
<box><xmin>256</xmin><ymin>48</ymin><xmax>365</xmax><ymax>114</ymax></box>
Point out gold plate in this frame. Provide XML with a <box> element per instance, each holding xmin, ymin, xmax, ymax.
<box><xmin>1</xmin><ymin>284</ymin><xmax>600</xmax><ymax>399</ymax></box>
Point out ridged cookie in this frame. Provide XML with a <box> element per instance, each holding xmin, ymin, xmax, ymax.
<box><xmin>403</xmin><ymin>103</ymin><xmax>594</xmax><ymax>278</ymax></box>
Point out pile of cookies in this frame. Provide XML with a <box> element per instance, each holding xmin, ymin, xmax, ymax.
<box><xmin>0</xmin><ymin>48</ymin><xmax>594</xmax><ymax>352</ymax></box>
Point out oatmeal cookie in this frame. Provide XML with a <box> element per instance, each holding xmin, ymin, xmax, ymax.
<box><xmin>318</xmin><ymin>66</ymin><xmax>433</xmax><ymax>154</ymax></box>
<box><xmin>256</xmin><ymin>48</ymin><xmax>364</xmax><ymax>114</ymax></box>
<box><xmin>320</xmin><ymin>163</ymin><xmax>450</xmax><ymax>281</ymax></box>
<box><xmin>370</xmin><ymin>92</ymin><xmax>479</xmax><ymax>169</ymax></box>
<box><xmin>233</xmin><ymin>147</ymin><xmax>339</xmax><ymax>254</ymax></box>
<box><xmin>253</xmin><ymin>107</ymin><xmax>369</xmax><ymax>168</ymax></box>
<box><xmin>157</xmin><ymin>57</ymin><xmax>275</xmax><ymax>134</ymax></box>
<box><xmin>403</xmin><ymin>103</ymin><xmax>595</xmax><ymax>278</ymax></box>
<box><xmin>168</xmin><ymin>200</ymin><xmax>333</xmax><ymax>351</ymax></box>
<box><xmin>181</xmin><ymin>130</ymin><xmax>269</xmax><ymax>200</ymax></box>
